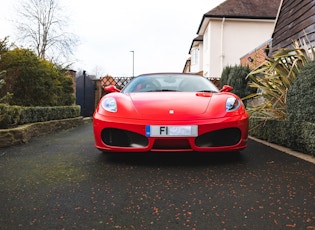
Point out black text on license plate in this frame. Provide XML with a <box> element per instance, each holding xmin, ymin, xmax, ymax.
<box><xmin>146</xmin><ymin>125</ymin><xmax>198</xmax><ymax>137</ymax></box>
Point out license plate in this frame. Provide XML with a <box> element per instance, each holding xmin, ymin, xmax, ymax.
<box><xmin>146</xmin><ymin>125</ymin><xmax>198</xmax><ymax>137</ymax></box>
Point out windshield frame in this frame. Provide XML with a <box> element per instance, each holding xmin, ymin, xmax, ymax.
<box><xmin>121</xmin><ymin>73</ymin><xmax>219</xmax><ymax>93</ymax></box>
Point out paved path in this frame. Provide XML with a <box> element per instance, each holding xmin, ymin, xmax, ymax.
<box><xmin>1</xmin><ymin>121</ymin><xmax>314</xmax><ymax>229</ymax></box>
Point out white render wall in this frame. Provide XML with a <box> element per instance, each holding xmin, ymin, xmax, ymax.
<box><xmin>202</xmin><ymin>19</ymin><xmax>275</xmax><ymax>78</ymax></box>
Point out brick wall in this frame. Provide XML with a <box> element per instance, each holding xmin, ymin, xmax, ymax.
<box><xmin>240</xmin><ymin>43</ymin><xmax>269</xmax><ymax>69</ymax></box>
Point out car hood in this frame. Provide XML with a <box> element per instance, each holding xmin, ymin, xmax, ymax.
<box><xmin>128</xmin><ymin>92</ymin><xmax>212</xmax><ymax>120</ymax></box>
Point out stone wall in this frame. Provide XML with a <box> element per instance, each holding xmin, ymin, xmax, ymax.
<box><xmin>0</xmin><ymin>117</ymin><xmax>84</xmax><ymax>148</ymax></box>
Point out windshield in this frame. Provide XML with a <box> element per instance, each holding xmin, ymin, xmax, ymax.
<box><xmin>121</xmin><ymin>73</ymin><xmax>219</xmax><ymax>93</ymax></box>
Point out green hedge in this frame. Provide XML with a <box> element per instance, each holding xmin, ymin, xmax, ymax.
<box><xmin>0</xmin><ymin>104</ymin><xmax>81</xmax><ymax>129</ymax></box>
<box><xmin>287</xmin><ymin>61</ymin><xmax>315</xmax><ymax>123</ymax></box>
<box><xmin>248</xmin><ymin>61</ymin><xmax>315</xmax><ymax>156</ymax></box>
<box><xmin>249</xmin><ymin>118</ymin><xmax>315</xmax><ymax>156</ymax></box>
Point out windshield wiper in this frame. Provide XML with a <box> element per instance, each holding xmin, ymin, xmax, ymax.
<box><xmin>159</xmin><ymin>89</ymin><xmax>179</xmax><ymax>92</ymax></box>
<box><xmin>146</xmin><ymin>89</ymin><xmax>179</xmax><ymax>92</ymax></box>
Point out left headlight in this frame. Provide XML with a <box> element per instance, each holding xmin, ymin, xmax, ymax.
<box><xmin>226</xmin><ymin>97</ymin><xmax>240</xmax><ymax>111</ymax></box>
<box><xmin>101</xmin><ymin>97</ymin><xmax>117</xmax><ymax>112</ymax></box>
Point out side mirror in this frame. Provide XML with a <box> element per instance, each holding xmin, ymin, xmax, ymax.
<box><xmin>104</xmin><ymin>85</ymin><xmax>121</xmax><ymax>93</ymax></box>
<box><xmin>220</xmin><ymin>85</ymin><xmax>233</xmax><ymax>92</ymax></box>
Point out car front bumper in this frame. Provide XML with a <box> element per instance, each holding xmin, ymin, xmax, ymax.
<box><xmin>93</xmin><ymin>112</ymin><xmax>248</xmax><ymax>152</ymax></box>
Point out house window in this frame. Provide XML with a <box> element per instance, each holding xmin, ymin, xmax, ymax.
<box><xmin>191</xmin><ymin>48</ymin><xmax>199</xmax><ymax>65</ymax></box>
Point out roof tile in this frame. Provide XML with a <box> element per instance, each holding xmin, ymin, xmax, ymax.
<box><xmin>205</xmin><ymin>0</ymin><xmax>281</xmax><ymax>19</ymax></box>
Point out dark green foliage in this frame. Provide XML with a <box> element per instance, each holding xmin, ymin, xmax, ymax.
<box><xmin>19</xmin><ymin>106</ymin><xmax>80</xmax><ymax>125</ymax></box>
<box><xmin>0</xmin><ymin>70</ymin><xmax>13</xmax><ymax>103</ymax></box>
<box><xmin>0</xmin><ymin>104</ymin><xmax>22</xmax><ymax>128</ymax></box>
<box><xmin>1</xmin><ymin>48</ymin><xmax>55</xmax><ymax>105</ymax></box>
<box><xmin>0</xmin><ymin>39</ymin><xmax>10</xmax><ymax>105</ymax></box>
<box><xmin>249</xmin><ymin>118</ymin><xmax>290</xmax><ymax>146</ymax></box>
<box><xmin>220</xmin><ymin>65</ymin><xmax>254</xmax><ymax>98</ymax></box>
<box><xmin>220</xmin><ymin>65</ymin><xmax>233</xmax><ymax>88</ymax></box>
<box><xmin>299</xmin><ymin>122</ymin><xmax>315</xmax><ymax>155</ymax></box>
<box><xmin>0</xmin><ymin>37</ymin><xmax>10</xmax><ymax>54</ymax></box>
<box><xmin>0</xmin><ymin>42</ymin><xmax>75</xmax><ymax>106</ymax></box>
<box><xmin>0</xmin><ymin>105</ymin><xmax>80</xmax><ymax>128</ymax></box>
<box><xmin>57</xmin><ymin>75</ymin><xmax>75</xmax><ymax>105</ymax></box>
<box><xmin>249</xmin><ymin>118</ymin><xmax>315</xmax><ymax>156</ymax></box>
<box><xmin>287</xmin><ymin>61</ymin><xmax>315</xmax><ymax>123</ymax></box>
<box><xmin>228</xmin><ymin>65</ymin><xmax>253</xmax><ymax>98</ymax></box>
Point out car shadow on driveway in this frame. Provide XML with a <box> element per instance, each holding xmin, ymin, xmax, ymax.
<box><xmin>97</xmin><ymin>151</ymin><xmax>247</xmax><ymax>168</ymax></box>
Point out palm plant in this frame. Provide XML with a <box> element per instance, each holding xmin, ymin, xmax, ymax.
<box><xmin>244</xmin><ymin>39</ymin><xmax>314</xmax><ymax>120</ymax></box>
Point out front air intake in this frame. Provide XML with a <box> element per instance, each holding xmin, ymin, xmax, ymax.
<box><xmin>101</xmin><ymin>128</ymin><xmax>148</xmax><ymax>147</ymax></box>
<box><xmin>195</xmin><ymin>128</ymin><xmax>241</xmax><ymax>147</ymax></box>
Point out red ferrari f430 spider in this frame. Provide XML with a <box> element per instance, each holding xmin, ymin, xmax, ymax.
<box><xmin>93</xmin><ymin>73</ymin><xmax>248</xmax><ymax>153</ymax></box>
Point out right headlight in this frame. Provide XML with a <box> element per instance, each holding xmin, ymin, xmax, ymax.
<box><xmin>226</xmin><ymin>97</ymin><xmax>240</xmax><ymax>112</ymax></box>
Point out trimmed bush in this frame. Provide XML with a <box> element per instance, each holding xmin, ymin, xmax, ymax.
<box><xmin>0</xmin><ymin>105</ymin><xmax>81</xmax><ymax>128</ymax></box>
<box><xmin>249</xmin><ymin>118</ymin><xmax>290</xmax><ymax>146</ymax></box>
<box><xmin>287</xmin><ymin>61</ymin><xmax>315</xmax><ymax>123</ymax></box>
<box><xmin>249</xmin><ymin>118</ymin><xmax>315</xmax><ymax>156</ymax></box>
<box><xmin>220</xmin><ymin>65</ymin><xmax>255</xmax><ymax>106</ymax></box>
<box><xmin>220</xmin><ymin>65</ymin><xmax>233</xmax><ymax>88</ymax></box>
<box><xmin>0</xmin><ymin>104</ymin><xmax>22</xmax><ymax>128</ymax></box>
<box><xmin>228</xmin><ymin>65</ymin><xmax>252</xmax><ymax>99</ymax></box>
<box><xmin>300</xmin><ymin>122</ymin><xmax>315</xmax><ymax>154</ymax></box>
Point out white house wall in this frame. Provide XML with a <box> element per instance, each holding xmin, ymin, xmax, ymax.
<box><xmin>202</xmin><ymin>19</ymin><xmax>275</xmax><ymax>78</ymax></box>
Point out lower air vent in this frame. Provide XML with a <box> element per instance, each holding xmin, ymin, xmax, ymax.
<box><xmin>195</xmin><ymin>128</ymin><xmax>241</xmax><ymax>147</ymax></box>
<box><xmin>101</xmin><ymin>128</ymin><xmax>148</xmax><ymax>147</ymax></box>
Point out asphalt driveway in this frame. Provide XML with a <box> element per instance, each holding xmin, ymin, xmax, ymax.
<box><xmin>1</xmin><ymin>121</ymin><xmax>314</xmax><ymax>229</ymax></box>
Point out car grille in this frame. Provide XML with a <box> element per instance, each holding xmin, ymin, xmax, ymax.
<box><xmin>152</xmin><ymin>139</ymin><xmax>191</xmax><ymax>150</ymax></box>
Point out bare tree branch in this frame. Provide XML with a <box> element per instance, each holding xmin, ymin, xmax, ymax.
<box><xmin>15</xmin><ymin>0</ymin><xmax>78</xmax><ymax>63</ymax></box>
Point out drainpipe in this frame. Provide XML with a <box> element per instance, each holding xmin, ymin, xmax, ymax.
<box><xmin>220</xmin><ymin>17</ymin><xmax>225</xmax><ymax>72</ymax></box>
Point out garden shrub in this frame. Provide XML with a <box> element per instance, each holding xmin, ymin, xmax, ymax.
<box><xmin>220</xmin><ymin>65</ymin><xmax>254</xmax><ymax>105</ymax></box>
<box><xmin>227</xmin><ymin>65</ymin><xmax>253</xmax><ymax>99</ymax></box>
<box><xmin>0</xmin><ymin>45</ymin><xmax>75</xmax><ymax>106</ymax></box>
<box><xmin>246</xmin><ymin>42</ymin><xmax>314</xmax><ymax>120</ymax></box>
<box><xmin>220</xmin><ymin>65</ymin><xmax>233</xmax><ymax>88</ymax></box>
<box><xmin>0</xmin><ymin>104</ymin><xmax>22</xmax><ymax>128</ymax></box>
<box><xmin>287</xmin><ymin>61</ymin><xmax>315</xmax><ymax>123</ymax></box>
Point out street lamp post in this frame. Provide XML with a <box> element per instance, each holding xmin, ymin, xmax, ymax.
<box><xmin>130</xmin><ymin>50</ymin><xmax>134</xmax><ymax>77</ymax></box>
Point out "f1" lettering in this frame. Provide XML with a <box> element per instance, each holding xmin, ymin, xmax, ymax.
<box><xmin>160</xmin><ymin>126</ymin><xmax>168</xmax><ymax>135</ymax></box>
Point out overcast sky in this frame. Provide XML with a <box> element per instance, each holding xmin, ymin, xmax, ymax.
<box><xmin>0</xmin><ymin>0</ymin><xmax>225</xmax><ymax>77</ymax></box>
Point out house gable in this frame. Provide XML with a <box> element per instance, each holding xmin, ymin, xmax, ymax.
<box><xmin>190</xmin><ymin>0</ymin><xmax>281</xmax><ymax>78</ymax></box>
<box><xmin>197</xmin><ymin>0</ymin><xmax>281</xmax><ymax>34</ymax></box>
